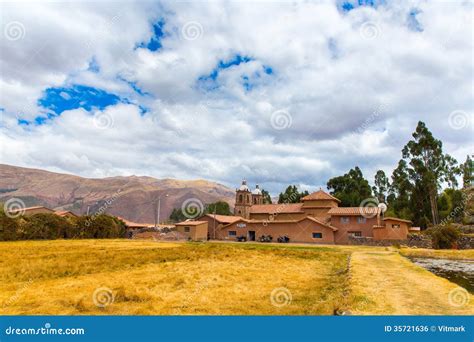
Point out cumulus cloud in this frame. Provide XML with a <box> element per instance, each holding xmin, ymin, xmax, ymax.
<box><xmin>0</xmin><ymin>0</ymin><xmax>472</xmax><ymax>194</ymax></box>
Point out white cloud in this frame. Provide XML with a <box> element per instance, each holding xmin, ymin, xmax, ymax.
<box><xmin>0</xmin><ymin>0</ymin><xmax>472</xmax><ymax>194</ymax></box>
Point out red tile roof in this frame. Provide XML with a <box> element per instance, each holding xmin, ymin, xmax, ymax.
<box><xmin>328</xmin><ymin>207</ymin><xmax>380</xmax><ymax>216</ymax></box>
<box><xmin>383</xmin><ymin>217</ymin><xmax>412</xmax><ymax>224</ymax></box>
<box><xmin>54</xmin><ymin>210</ymin><xmax>78</xmax><ymax>217</ymax></box>
<box><xmin>8</xmin><ymin>206</ymin><xmax>54</xmax><ymax>214</ymax></box>
<box><xmin>301</xmin><ymin>190</ymin><xmax>341</xmax><ymax>203</ymax></box>
<box><xmin>249</xmin><ymin>203</ymin><xmax>303</xmax><ymax>214</ymax></box>
<box><xmin>117</xmin><ymin>216</ymin><xmax>154</xmax><ymax>228</ymax></box>
<box><xmin>199</xmin><ymin>214</ymin><xmax>242</xmax><ymax>224</ymax></box>
<box><xmin>175</xmin><ymin>221</ymin><xmax>207</xmax><ymax>226</ymax></box>
<box><xmin>221</xmin><ymin>216</ymin><xmax>338</xmax><ymax>231</ymax></box>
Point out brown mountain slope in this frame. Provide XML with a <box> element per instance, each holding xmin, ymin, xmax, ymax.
<box><xmin>0</xmin><ymin>164</ymin><xmax>235</xmax><ymax>223</ymax></box>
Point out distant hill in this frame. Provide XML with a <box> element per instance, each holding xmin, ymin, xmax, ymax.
<box><xmin>0</xmin><ymin>164</ymin><xmax>235</xmax><ymax>223</ymax></box>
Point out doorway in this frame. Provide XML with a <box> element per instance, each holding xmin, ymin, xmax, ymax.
<box><xmin>248</xmin><ymin>231</ymin><xmax>256</xmax><ymax>241</ymax></box>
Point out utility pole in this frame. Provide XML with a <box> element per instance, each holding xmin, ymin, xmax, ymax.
<box><xmin>155</xmin><ymin>193</ymin><xmax>169</xmax><ymax>228</ymax></box>
<box><xmin>213</xmin><ymin>206</ymin><xmax>216</xmax><ymax>240</ymax></box>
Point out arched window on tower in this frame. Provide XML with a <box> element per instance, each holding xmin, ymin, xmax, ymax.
<box><xmin>247</xmin><ymin>195</ymin><xmax>250</xmax><ymax>203</ymax></box>
<box><xmin>253</xmin><ymin>197</ymin><xmax>257</xmax><ymax>204</ymax></box>
<box><xmin>239</xmin><ymin>194</ymin><xmax>243</xmax><ymax>203</ymax></box>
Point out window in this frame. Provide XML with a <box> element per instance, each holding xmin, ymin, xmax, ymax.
<box><xmin>348</xmin><ymin>231</ymin><xmax>362</xmax><ymax>237</ymax></box>
<box><xmin>239</xmin><ymin>194</ymin><xmax>243</xmax><ymax>203</ymax></box>
<box><xmin>392</xmin><ymin>224</ymin><xmax>400</xmax><ymax>229</ymax></box>
<box><xmin>357</xmin><ymin>217</ymin><xmax>366</xmax><ymax>224</ymax></box>
<box><xmin>228</xmin><ymin>231</ymin><xmax>237</xmax><ymax>237</ymax></box>
<box><xmin>340</xmin><ymin>217</ymin><xmax>350</xmax><ymax>224</ymax></box>
<box><xmin>184</xmin><ymin>227</ymin><xmax>190</xmax><ymax>232</ymax></box>
<box><xmin>312</xmin><ymin>232</ymin><xmax>323</xmax><ymax>239</ymax></box>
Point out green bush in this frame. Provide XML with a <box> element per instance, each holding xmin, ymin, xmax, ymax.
<box><xmin>75</xmin><ymin>214</ymin><xmax>126</xmax><ymax>239</ymax></box>
<box><xmin>20</xmin><ymin>213</ymin><xmax>74</xmax><ymax>240</ymax></box>
<box><xmin>426</xmin><ymin>224</ymin><xmax>461</xmax><ymax>249</ymax></box>
<box><xmin>0</xmin><ymin>211</ymin><xmax>18</xmax><ymax>241</ymax></box>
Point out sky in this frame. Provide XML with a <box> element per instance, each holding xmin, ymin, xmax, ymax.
<box><xmin>0</xmin><ymin>0</ymin><xmax>472</xmax><ymax>195</ymax></box>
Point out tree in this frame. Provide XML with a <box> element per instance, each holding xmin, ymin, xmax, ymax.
<box><xmin>75</xmin><ymin>214</ymin><xmax>126</xmax><ymax>239</ymax></box>
<box><xmin>402</xmin><ymin>121</ymin><xmax>460</xmax><ymax>225</ymax></box>
<box><xmin>278</xmin><ymin>185</ymin><xmax>309</xmax><ymax>204</ymax></box>
<box><xmin>389</xmin><ymin>160</ymin><xmax>414</xmax><ymax>221</ymax></box>
<box><xmin>204</xmin><ymin>201</ymin><xmax>232</xmax><ymax>215</ymax></box>
<box><xmin>0</xmin><ymin>209</ymin><xmax>18</xmax><ymax>241</ymax></box>
<box><xmin>426</xmin><ymin>224</ymin><xmax>461</xmax><ymax>249</ymax></box>
<box><xmin>21</xmin><ymin>213</ymin><xmax>73</xmax><ymax>240</ymax></box>
<box><xmin>261</xmin><ymin>189</ymin><xmax>272</xmax><ymax>204</ymax></box>
<box><xmin>327</xmin><ymin>166</ymin><xmax>372</xmax><ymax>207</ymax></box>
<box><xmin>438</xmin><ymin>188</ymin><xmax>465</xmax><ymax>224</ymax></box>
<box><xmin>169</xmin><ymin>208</ymin><xmax>187</xmax><ymax>223</ymax></box>
<box><xmin>462</xmin><ymin>155</ymin><xmax>473</xmax><ymax>188</ymax></box>
<box><xmin>372</xmin><ymin>170</ymin><xmax>390</xmax><ymax>203</ymax></box>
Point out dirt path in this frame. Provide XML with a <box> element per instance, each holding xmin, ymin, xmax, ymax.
<box><xmin>349</xmin><ymin>250</ymin><xmax>473</xmax><ymax>315</ymax></box>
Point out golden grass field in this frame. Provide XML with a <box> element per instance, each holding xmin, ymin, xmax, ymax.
<box><xmin>0</xmin><ymin>240</ymin><xmax>472</xmax><ymax>315</ymax></box>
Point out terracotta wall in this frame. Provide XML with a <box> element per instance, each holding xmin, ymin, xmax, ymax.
<box><xmin>373</xmin><ymin>220</ymin><xmax>409</xmax><ymax>240</ymax></box>
<box><xmin>330</xmin><ymin>215</ymin><xmax>378</xmax><ymax>244</ymax></box>
<box><xmin>176</xmin><ymin>222</ymin><xmax>208</xmax><ymax>241</ymax></box>
<box><xmin>197</xmin><ymin>216</ymin><xmax>225</xmax><ymax>239</ymax></box>
<box><xmin>302</xmin><ymin>200</ymin><xmax>338</xmax><ymax>208</ymax></box>
<box><xmin>249</xmin><ymin>212</ymin><xmax>306</xmax><ymax>221</ymax></box>
<box><xmin>218</xmin><ymin>219</ymin><xmax>335</xmax><ymax>244</ymax></box>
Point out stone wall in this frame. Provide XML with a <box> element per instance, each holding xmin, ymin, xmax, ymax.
<box><xmin>348</xmin><ymin>234</ymin><xmax>432</xmax><ymax>248</ymax></box>
<box><xmin>457</xmin><ymin>234</ymin><xmax>474</xmax><ymax>249</ymax></box>
<box><xmin>348</xmin><ymin>233</ymin><xmax>474</xmax><ymax>250</ymax></box>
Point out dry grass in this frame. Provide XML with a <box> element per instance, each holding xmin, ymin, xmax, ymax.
<box><xmin>0</xmin><ymin>240</ymin><xmax>350</xmax><ymax>315</ymax></box>
<box><xmin>0</xmin><ymin>240</ymin><xmax>472</xmax><ymax>315</ymax></box>
<box><xmin>350</xmin><ymin>250</ymin><xmax>474</xmax><ymax>315</ymax></box>
<box><xmin>399</xmin><ymin>247</ymin><xmax>474</xmax><ymax>260</ymax></box>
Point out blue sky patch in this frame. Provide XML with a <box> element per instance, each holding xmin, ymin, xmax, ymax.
<box><xmin>38</xmin><ymin>85</ymin><xmax>120</xmax><ymax>115</ymax></box>
<box><xmin>197</xmin><ymin>54</ymin><xmax>254</xmax><ymax>90</ymax></box>
<box><xmin>88</xmin><ymin>57</ymin><xmax>100</xmax><ymax>73</ymax></box>
<box><xmin>339</xmin><ymin>0</ymin><xmax>382</xmax><ymax>12</ymax></box>
<box><xmin>117</xmin><ymin>76</ymin><xmax>150</xmax><ymax>96</ymax></box>
<box><xmin>137</xmin><ymin>20</ymin><xmax>165</xmax><ymax>51</ymax></box>
<box><xmin>407</xmin><ymin>8</ymin><xmax>423</xmax><ymax>32</ymax></box>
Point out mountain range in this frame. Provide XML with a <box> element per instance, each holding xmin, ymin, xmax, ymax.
<box><xmin>0</xmin><ymin>164</ymin><xmax>235</xmax><ymax>223</ymax></box>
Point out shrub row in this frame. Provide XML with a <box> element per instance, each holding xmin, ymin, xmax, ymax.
<box><xmin>0</xmin><ymin>211</ymin><xmax>126</xmax><ymax>241</ymax></box>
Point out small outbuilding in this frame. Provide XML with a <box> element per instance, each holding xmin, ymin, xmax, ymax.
<box><xmin>175</xmin><ymin>221</ymin><xmax>209</xmax><ymax>241</ymax></box>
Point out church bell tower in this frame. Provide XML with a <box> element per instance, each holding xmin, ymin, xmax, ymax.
<box><xmin>234</xmin><ymin>180</ymin><xmax>252</xmax><ymax>219</ymax></box>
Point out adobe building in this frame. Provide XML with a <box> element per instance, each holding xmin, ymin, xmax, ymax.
<box><xmin>175</xmin><ymin>221</ymin><xmax>208</xmax><ymax>241</ymax></box>
<box><xmin>7</xmin><ymin>205</ymin><xmax>55</xmax><ymax>217</ymax></box>
<box><xmin>228</xmin><ymin>180</ymin><xmax>411</xmax><ymax>243</ymax></box>
<box><xmin>179</xmin><ymin>180</ymin><xmax>412</xmax><ymax>244</ymax></box>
